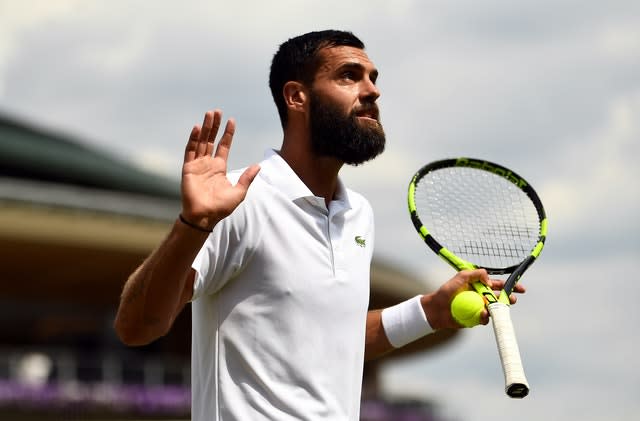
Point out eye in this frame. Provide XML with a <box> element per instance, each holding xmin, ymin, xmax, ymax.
<box><xmin>341</xmin><ymin>70</ymin><xmax>356</xmax><ymax>80</ymax></box>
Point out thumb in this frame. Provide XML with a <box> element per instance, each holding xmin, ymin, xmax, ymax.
<box><xmin>236</xmin><ymin>164</ymin><xmax>261</xmax><ymax>191</ymax></box>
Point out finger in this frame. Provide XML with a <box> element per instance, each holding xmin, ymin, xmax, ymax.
<box><xmin>236</xmin><ymin>164</ymin><xmax>261</xmax><ymax>191</ymax></box>
<box><xmin>489</xmin><ymin>279</ymin><xmax>526</xmax><ymax>294</ymax></box>
<box><xmin>207</xmin><ymin>110</ymin><xmax>223</xmax><ymax>143</ymax></box>
<box><xmin>450</xmin><ymin>269</ymin><xmax>488</xmax><ymax>296</ymax></box>
<box><xmin>480</xmin><ymin>309</ymin><xmax>490</xmax><ymax>325</ymax></box>
<box><xmin>206</xmin><ymin>111</ymin><xmax>223</xmax><ymax>156</ymax></box>
<box><xmin>204</xmin><ymin>110</ymin><xmax>223</xmax><ymax>157</ymax></box>
<box><xmin>184</xmin><ymin>125</ymin><xmax>201</xmax><ymax>162</ymax></box>
<box><xmin>513</xmin><ymin>283</ymin><xmax>526</xmax><ymax>294</ymax></box>
<box><xmin>197</xmin><ymin>111</ymin><xmax>216</xmax><ymax>157</ymax></box>
<box><xmin>214</xmin><ymin>118</ymin><xmax>236</xmax><ymax>162</ymax></box>
<box><xmin>469</xmin><ymin>268</ymin><xmax>490</xmax><ymax>287</ymax></box>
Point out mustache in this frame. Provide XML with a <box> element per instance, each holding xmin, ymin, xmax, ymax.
<box><xmin>352</xmin><ymin>103</ymin><xmax>380</xmax><ymax>120</ymax></box>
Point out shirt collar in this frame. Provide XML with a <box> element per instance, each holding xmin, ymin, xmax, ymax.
<box><xmin>259</xmin><ymin>149</ymin><xmax>352</xmax><ymax>210</ymax></box>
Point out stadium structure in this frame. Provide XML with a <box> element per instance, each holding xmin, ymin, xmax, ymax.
<box><xmin>0</xmin><ymin>114</ymin><xmax>459</xmax><ymax>420</ymax></box>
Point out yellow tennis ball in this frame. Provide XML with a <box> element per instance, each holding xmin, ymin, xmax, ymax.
<box><xmin>451</xmin><ymin>291</ymin><xmax>485</xmax><ymax>328</ymax></box>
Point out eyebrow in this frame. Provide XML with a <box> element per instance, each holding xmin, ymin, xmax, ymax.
<box><xmin>337</xmin><ymin>62</ymin><xmax>379</xmax><ymax>82</ymax></box>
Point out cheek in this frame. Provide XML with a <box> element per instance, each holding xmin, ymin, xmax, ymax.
<box><xmin>322</xmin><ymin>86</ymin><xmax>359</xmax><ymax>109</ymax></box>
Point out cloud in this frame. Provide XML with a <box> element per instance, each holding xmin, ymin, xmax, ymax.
<box><xmin>540</xmin><ymin>91</ymin><xmax>640</xmax><ymax>257</ymax></box>
<box><xmin>1</xmin><ymin>2</ymin><xmax>639</xmax><ymax>420</ymax></box>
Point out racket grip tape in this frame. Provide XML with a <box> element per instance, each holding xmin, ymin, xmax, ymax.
<box><xmin>487</xmin><ymin>302</ymin><xmax>530</xmax><ymax>398</ymax></box>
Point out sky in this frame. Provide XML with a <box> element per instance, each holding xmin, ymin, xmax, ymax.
<box><xmin>1</xmin><ymin>1</ymin><xmax>639</xmax><ymax>420</ymax></box>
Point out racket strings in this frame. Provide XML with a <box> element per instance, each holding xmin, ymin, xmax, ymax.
<box><xmin>414</xmin><ymin>168</ymin><xmax>540</xmax><ymax>269</ymax></box>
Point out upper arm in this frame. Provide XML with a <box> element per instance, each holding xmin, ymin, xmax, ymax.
<box><xmin>171</xmin><ymin>269</ymin><xmax>197</xmax><ymax>322</ymax></box>
<box><xmin>183</xmin><ymin>269</ymin><xmax>196</xmax><ymax>304</ymax></box>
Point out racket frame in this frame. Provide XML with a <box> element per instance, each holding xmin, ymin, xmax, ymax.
<box><xmin>407</xmin><ymin>157</ymin><xmax>547</xmax><ymax>398</ymax></box>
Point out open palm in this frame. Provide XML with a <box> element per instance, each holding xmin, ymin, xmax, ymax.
<box><xmin>181</xmin><ymin>110</ymin><xmax>260</xmax><ymax>230</ymax></box>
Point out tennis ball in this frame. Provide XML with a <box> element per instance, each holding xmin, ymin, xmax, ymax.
<box><xmin>451</xmin><ymin>291</ymin><xmax>485</xmax><ymax>328</ymax></box>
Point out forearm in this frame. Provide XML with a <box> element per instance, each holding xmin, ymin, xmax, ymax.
<box><xmin>364</xmin><ymin>310</ymin><xmax>394</xmax><ymax>361</ymax></box>
<box><xmin>114</xmin><ymin>218</ymin><xmax>209</xmax><ymax>345</ymax></box>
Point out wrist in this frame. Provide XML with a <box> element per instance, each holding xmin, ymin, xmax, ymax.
<box><xmin>381</xmin><ymin>295</ymin><xmax>434</xmax><ymax>348</ymax></box>
<box><xmin>178</xmin><ymin>214</ymin><xmax>214</xmax><ymax>233</ymax></box>
<box><xmin>420</xmin><ymin>291</ymin><xmax>453</xmax><ymax>330</ymax></box>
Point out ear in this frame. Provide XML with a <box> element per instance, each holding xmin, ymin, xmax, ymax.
<box><xmin>283</xmin><ymin>81</ymin><xmax>308</xmax><ymax>112</ymax></box>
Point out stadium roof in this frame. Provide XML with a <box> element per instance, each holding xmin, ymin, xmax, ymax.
<box><xmin>0</xmin><ymin>113</ymin><xmax>180</xmax><ymax>220</ymax></box>
<box><xmin>0</xmin><ymin>113</ymin><xmax>179</xmax><ymax>197</ymax></box>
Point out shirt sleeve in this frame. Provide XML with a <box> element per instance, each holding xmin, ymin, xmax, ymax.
<box><xmin>191</xmin><ymin>182</ymin><xmax>263</xmax><ymax>300</ymax></box>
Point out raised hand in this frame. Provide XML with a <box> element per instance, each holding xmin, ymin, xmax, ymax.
<box><xmin>180</xmin><ymin>110</ymin><xmax>260</xmax><ymax>231</ymax></box>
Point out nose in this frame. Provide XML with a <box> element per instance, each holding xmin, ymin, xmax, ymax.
<box><xmin>362</xmin><ymin>77</ymin><xmax>380</xmax><ymax>102</ymax></box>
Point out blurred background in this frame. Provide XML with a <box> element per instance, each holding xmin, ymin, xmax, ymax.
<box><xmin>1</xmin><ymin>1</ymin><xmax>639</xmax><ymax>420</ymax></box>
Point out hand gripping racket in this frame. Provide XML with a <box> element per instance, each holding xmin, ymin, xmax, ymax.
<box><xmin>408</xmin><ymin>157</ymin><xmax>547</xmax><ymax>398</ymax></box>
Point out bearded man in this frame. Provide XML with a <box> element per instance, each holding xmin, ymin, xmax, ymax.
<box><xmin>114</xmin><ymin>30</ymin><xmax>515</xmax><ymax>421</ymax></box>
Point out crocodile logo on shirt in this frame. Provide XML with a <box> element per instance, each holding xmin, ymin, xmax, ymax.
<box><xmin>354</xmin><ymin>236</ymin><xmax>366</xmax><ymax>247</ymax></box>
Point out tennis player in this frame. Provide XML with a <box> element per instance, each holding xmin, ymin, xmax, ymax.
<box><xmin>114</xmin><ymin>30</ymin><xmax>523</xmax><ymax>420</ymax></box>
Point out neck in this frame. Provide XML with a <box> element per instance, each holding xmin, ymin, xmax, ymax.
<box><xmin>279</xmin><ymin>129</ymin><xmax>343</xmax><ymax>206</ymax></box>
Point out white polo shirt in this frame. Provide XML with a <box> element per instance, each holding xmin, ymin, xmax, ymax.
<box><xmin>190</xmin><ymin>150</ymin><xmax>375</xmax><ymax>421</ymax></box>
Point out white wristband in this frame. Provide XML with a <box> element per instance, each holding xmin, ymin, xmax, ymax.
<box><xmin>381</xmin><ymin>295</ymin><xmax>434</xmax><ymax>348</ymax></box>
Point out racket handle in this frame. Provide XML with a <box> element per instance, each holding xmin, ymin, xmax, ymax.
<box><xmin>487</xmin><ymin>302</ymin><xmax>530</xmax><ymax>398</ymax></box>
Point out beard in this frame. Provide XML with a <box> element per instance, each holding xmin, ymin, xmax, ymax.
<box><xmin>308</xmin><ymin>91</ymin><xmax>386</xmax><ymax>166</ymax></box>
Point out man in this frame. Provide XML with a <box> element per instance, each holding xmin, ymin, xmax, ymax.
<box><xmin>114</xmin><ymin>30</ymin><xmax>522</xmax><ymax>420</ymax></box>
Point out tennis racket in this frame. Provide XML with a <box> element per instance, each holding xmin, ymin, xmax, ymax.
<box><xmin>407</xmin><ymin>157</ymin><xmax>547</xmax><ymax>398</ymax></box>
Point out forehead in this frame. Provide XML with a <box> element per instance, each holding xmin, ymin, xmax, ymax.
<box><xmin>315</xmin><ymin>45</ymin><xmax>377</xmax><ymax>74</ymax></box>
